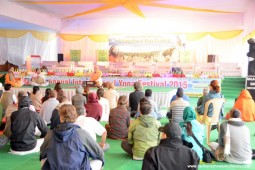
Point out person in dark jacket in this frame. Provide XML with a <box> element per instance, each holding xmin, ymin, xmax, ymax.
<box><xmin>142</xmin><ymin>122</ymin><xmax>200</xmax><ymax>170</ymax></box>
<box><xmin>129</xmin><ymin>81</ymin><xmax>144</xmax><ymax>117</ymax></box>
<box><xmin>40</xmin><ymin>104</ymin><xmax>104</xmax><ymax>170</ymax></box>
<box><xmin>10</xmin><ymin>96</ymin><xmax>48</xmax><ymax>155</ymax></box>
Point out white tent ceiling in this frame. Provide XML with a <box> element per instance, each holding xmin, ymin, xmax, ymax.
<box><xmin>0</xmin><ymin>0</ymin><xmax>254</xmax><ymax>34</ymax></box>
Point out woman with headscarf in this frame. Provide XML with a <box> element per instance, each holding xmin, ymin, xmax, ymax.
<box><xmin>180</xmin><ymin>106</ymin><xmax>204</xmax><ymax>160</ymax></box>
<box><xmin>225</xmin><ymin>89</ymin><xmax>255</xmax><ymax>122</ymax></box>
<box><xmin>5</xmin><ymin>67</ymin><xmax>22</xmax><ymax>87</ymax></box>
<box><xmin>85</xmin><ymin>92</ymin><xmax>103</xmax><ymax>121</ymax></box>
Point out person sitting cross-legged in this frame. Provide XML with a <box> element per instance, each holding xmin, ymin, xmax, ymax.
<box><xmin>10</xmin><ymin>96</ymin><xmax>48</xmax><ymax>155</ymax></box>
<box><xmin>167</xmin><ymin>88</ymin><xmax>190</xmax><ymax>123</ymax></box>
<box><xmin>121</xmin><ymin>99</ymin><xmax>161</xmax><ymax>160</ymax></box>
<box><xmin>142</xmin><ymin>122</ymin><xmax>200</xmax><ymax>170</ymax></box>
<box><xmin>105</xmin><ymin>95</ymin><xmax>130</xmax><ymax>139</ymax></box>
<box><xmin>209</xmin><ymin>108</ymin><xmax>252</xmax><ymax>164</ymax></box>
<box><xmin>40</xmin><ymin>104</ymin><xmax>104</xmax><ymax>170</ymax></box>
<box><xmin>75</xmin><ymin>105</ymin><xmax>110</xmax><ymax>151</ymax></box>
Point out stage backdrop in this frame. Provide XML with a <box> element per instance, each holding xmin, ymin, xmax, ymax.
<box><xmin>108</xmin><ymin>35</ymin><xmax>189</xmax><ymax>63</ymax></box>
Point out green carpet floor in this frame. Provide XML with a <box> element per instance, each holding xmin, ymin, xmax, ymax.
<box><xmin>0</xmin><ymin>97</ymin><xmax>254</xmax><ymax>170</ymax></box>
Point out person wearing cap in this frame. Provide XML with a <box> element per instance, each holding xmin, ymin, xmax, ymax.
<box><xmin>167</xmin><ymin>87</ymin><xmax>190</xmax><ymax>123</ymax></box>
<box><xmin>209</xmin><ymin>108</ymin><xmax>252</xmax><ymax>164</ymax></box>
<box><xmin>121</xmin><ymin>99</ymin><xmax>161</xmax><ymax>160</ymax></box>
<box><xmin>170</xmin><ymin>87</ymin><xmax>190</xmax><ymax>103</ymax></box>
<box><xmin>180</xmin><ymin>106</ymin><xmax>204</xmax><ymax>160</ymax></box>
<box><xmin>142</xmin><ymin>122</ymin><xmax>200</xmax><ymax>170</ymax></box>
<box><xmin>197</xmin><ymin>88</ymin><xmax>208</xmax><ymax>107</ymax></box>
<box><xmin>85</xmin><ymin>92</ymin><xmax>103</xmax><ymax>121</ymax></box>
<box><xmin>10</xmin><ymin>96</ymin><xmax>48</xmax><ymax>155</ymax></box>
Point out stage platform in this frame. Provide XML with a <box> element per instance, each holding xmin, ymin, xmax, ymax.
<box><xmin>12</xmin><ymin>85</ymin><xmax>176</xmax><ymax>107</ymax></box>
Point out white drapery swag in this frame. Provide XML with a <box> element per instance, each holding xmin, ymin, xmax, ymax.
<box><xmin>0</xmin><ymin>32</ymin><xmax>57</xmax><ymax>66</ymax></box>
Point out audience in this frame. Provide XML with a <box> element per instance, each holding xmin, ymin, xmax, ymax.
<box><xmin>97</xmin><ymin>88</ymin><xmax>110</xmax><ymax>121</ymax></box>
<box><xmin>170</xmin><ymin>87</ymin><xmax>190</xmax><ymax>102</ymax></box>
<box><xmin>104</xmin><ymin>82</ymin><xmax>119</xmax><ymax>110</ymax></box>
<box><xmin>167</xmin><ymin>87</ymin><xmax>190</xmax><ymax>123</ymax></box>
<box><xmin>40</xmin><ymin>104</ymin><xmax>104</xmax><ymax>170</ymax></box>
<box><xmin>30</xmin><ymin>86</ymin><xmax>42</xmax><ymax>112</ymax></box>
<box><xmin>180</xmin><ymin>106</ymin><xmax>204</xmax><ymax>160</ymax></box>
<box><xmin>196</xmin><ymin>80</ymin><xmax>224</xmax><ymax>121</ymax></box>
<box><xmin>39</xmin><ymin>90</ymin><xmax>59</xmax><ymax>125</ymax></box>
<box><xmin>225</xmin><ymin>89</ymin><xmax>255</xmax><ymax>122</ymax></box>
<box><xmin>197</xmin><ymin>88</ymin><xmax>208</xmax><ymax>107</ymax></box>
<box><xmin>4</xmin><ymin>91</ymin><xmax>36</xmax><ymax>138</ymax></box>
<box><xmin>121</xmin><ymin>99</ymin><xmax>161</xmax><ymax>160</ymax></box>
<box><xmin>129</xmin><ymin>81</ymin><xmax>145</xmax><ymax>117</ymax></box>
<box><xmin>10</xmin><ymin>96</ymin><xmax>48</xmax><ymax>155</ymax></box>
<box><xmin>41</xmin><ymin>88</ymin><xmax>51</xmax><ymax>103</ymax></box>
<box><xmin>50</xmin><ymin>96</ymin><xmax>70</xmax><ymax>130</ymax></box>
<box><xmin>85</xmin><ymin>92</ymin><xmax>103</xmax><ymax>121</ymax></box>
<box><xmin>75</xmin><ymin>105</ymin><xmax>110</xmax><ymax>151</ymax></box>
<box><xmin>105</xmin><ymin>95</ymin><xmax>130</xmax><ymax>139</ymax></box>
<box><xmin>135</xmin><ymin>89</ymin><xmax>162</xmax><ymax>120</ymax></box>
<box><xmin>209</xmin><ymin>109</ymin><xmax>252</xmax><ymax>164</ymax></box>
<box><xmin>142</xmin><ymin>122</ymin><xmax>200</xmax><ymax>170</ymax></box>
<box><xmin>54</xmin><ymin>82</ymin><xmax>65</xmax><ymax>102</ymax></box>
<box><xmin>0</xmin><ymin>84</ymin><xmax>17</xmax><ymax>116</ymax></box>
<box><xmin>82</xmin><ymin>85</ymin><xmax>90</xmax><ymax>101</ymax></box>
<box><xmin>71</xmin><ymin>85</ymin><xmax>87</xmax><ymax>107</ymax></box>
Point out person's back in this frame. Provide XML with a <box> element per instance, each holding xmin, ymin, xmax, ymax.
<box><xmin>168</xmin><ymin>88</ymin><xmax>190</xmax><ymax>123</ymax></box>
<box><xmin>107</xmin><ymin>95</ymin><xmax>130</xmax><ymax>139</ymax></box>
<box><xmin>142</xmin><ymin>122</ymin><xmax>200</xmax><ymax>170</ymax></box>
<box><xmin>10</xmin><ymin>96</ymin><xmax>47</xmax><ymax>152</ymax></box>
<box><xmin>40</xmin><ymin>104</ymin><xmax>104</xmax><ymax>170</ymax></box>
<box><xmin>129</xmin><ymin>82</ymin><xmax>144</xmax><ymax>116</ymax></box>
<box><xmin>85</xmin><ymin>93</ymin><xmax>102</xmax><ymax>121</ymax></box>
<box><xmin>72</xmin><ymin>86</ymin><xmax>87</xmax><ymax>107</ymax></box>
<box><xmin>30</xmin><ymin>86</ymin><xmax>42</xmax><ymax>111</ymax></box>
<box><xmin>104</xmin><ymin>83</ymin><xmax>119</xmax><ymax>110</ymax></box>
<box><xmin>0</xmin><ymin>84</ymin><xmax>16</xmax><ymax>113</ymax></box>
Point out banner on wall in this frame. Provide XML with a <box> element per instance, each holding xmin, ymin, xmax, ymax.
<box><xmin>97</xmin><ymin>50</ymin><xmax>109</xmax><ymax>61</ymax></box>
<box><xmin>108</xmin><ymin>35</ymin><xmax>186</xmax><ymax>63</ymax></box>
<box><xmin>70</xmin><ymin>50</ymin><xmax>81</xmax><ymax>62</ymax></box>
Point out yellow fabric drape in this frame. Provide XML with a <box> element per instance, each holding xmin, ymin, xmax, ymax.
<box><xmin>0</xmin><ymin>30</ymin><xmax>28</xmax><ymax>38</ymax></box>
<box><xmin>88</xmin><ymin>35</ymin><xmax>109</xmax><ymax>42</ymax></box>
<box><xmin>209</xmin><ymin>30</ymin><xmax>243</xmax><ymax>40</ymax></box>
<box><xmin>31</xmin><ymin>31</ymin><xmax>57</xmax><ymax>41</ymax></box>
<box><xmin>58</xmin><ymin>34</ymin><xmax>86</xmax><ymax>41</ymax></box>
<box><xmin>185</xmin><ymin>32</ymin><xmax>207</xmax><ymax>41</ymax></box>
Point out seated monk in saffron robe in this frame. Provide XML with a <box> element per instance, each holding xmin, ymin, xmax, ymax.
<box><xmin>90</xmin><ymin>65</ymin><xmax>102</xmax><ymax>87</ymax></box>
<box><xmin>5</xmin><ymin>67</ymin><xmax>22</xmax><ymax>87</ymax></box>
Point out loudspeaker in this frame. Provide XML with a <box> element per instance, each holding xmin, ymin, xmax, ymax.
<box><xmin>248</xmin><ymin>61</ymin><xmax>255</xmax><ymax>75</ymax></box>
<box><xmin>247</xmin><ymin>38</ymin><xmax>255</xmax><ymax>58</ymax></box>
<box><xmin>207</xmin><ymin>55</ymin><xmax>216</xmax><ymax>63</ymax></box>
<box><xmin>58</xmin><ymin>54</ymin><xmax>64</xmax><ymax>63</ymax></box>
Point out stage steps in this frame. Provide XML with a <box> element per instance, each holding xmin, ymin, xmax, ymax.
<box><xmin>221</xmin><ymin>77</ymin><xmax>245</xmax><ymax>99</ymax></box>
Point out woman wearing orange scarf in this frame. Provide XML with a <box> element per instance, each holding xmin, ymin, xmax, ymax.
<box><xmin>225</xmin><ymin>89</ymin><xmax>255</xmax><ymax>122</ymax></box>
<box><xmin>5</xmin><ymin>67</ymin><xmax>22</xmax><ymax>87</ymax></box>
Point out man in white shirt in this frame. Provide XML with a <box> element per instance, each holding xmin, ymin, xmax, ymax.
<box><xmin>31</xmin><ymin>68</ymin><xmax>49</xmax><ymax>86</ymax></box>
<box><xmin>39</xmin><ymin>90</ymin><xmax>59</xmax><ymax>125</ymax></box>
<box><xmin>74</xmin><ymin>105</ymin><xmax>110</xmax><ymax>151</ymax></box>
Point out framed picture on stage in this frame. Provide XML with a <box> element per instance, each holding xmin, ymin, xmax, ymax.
<box><xmin>70</xmin><ymin>50</ymin><xmax>81</xmax><ymax>62</ymax></box>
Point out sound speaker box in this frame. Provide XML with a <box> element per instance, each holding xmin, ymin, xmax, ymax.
<box><xmin>171</xmin><ymin>67</ymin><xmax>184</xmax><ymax>74</ymax></box>
<box><xmin>248</xmin><ymin>61</ymin><xmax>255</xmax><ymax>75</ymax></box>
<box><xmin>207</xmin><ymin>55</ymin><xmax>216</xmax><ymax>63</ymax></box>
<box><xmin>58</xmin><ymin>54</ymin><xmax>64</xmax><ymax>63</ymax></box>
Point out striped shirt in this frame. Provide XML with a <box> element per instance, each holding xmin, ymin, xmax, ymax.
<box><xmin>170</xmin><ymin>98</ymin><xmax>190</xmax><ymax>123</ymax></box>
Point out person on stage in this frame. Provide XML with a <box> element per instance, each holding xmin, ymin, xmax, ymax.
<box><xmin>31</xmin><ymin>68</ymin><xmax>49</xmax><ymax>86</ymax></box>
<box><xmin>5</xmin><ymin>67</ymin><xmax>22</xmax><ymax>87</ymax></box>
<box><xmin>90</xmin><ymin>65</ymin><xmax>102</xmax><ymax>88</ymax></box>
